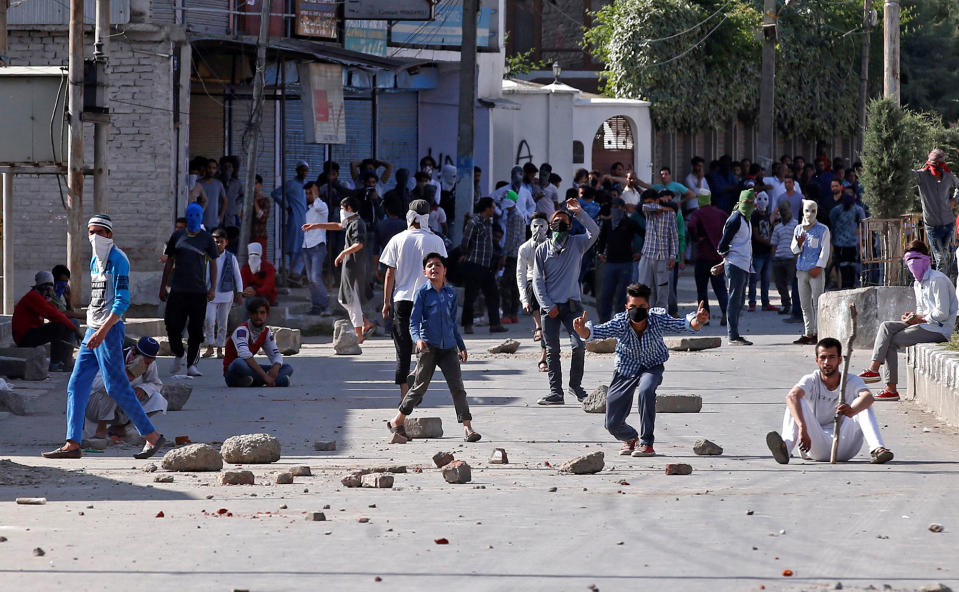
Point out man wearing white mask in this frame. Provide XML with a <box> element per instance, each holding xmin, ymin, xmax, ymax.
<box><xmin>791</xmin><ymin>199</ymin><xmax>831</xmax><ymax>345</ymax></box>
<box><xmin>517</xmin><ymin>212</ymin><xmax>551</xmax><ymax>372</ymax></box>
<box><xmin>379</xmin><ymin>199</ymin><xmax>448</xmax><ymax>397</ymax></box>
<box><xmin>43</xmin><ymin>215</ymin><xmax>166</xmax><ymax>460</ymax></box>
<box><xmin>241</xmin><ymin>242</ymin><xmax>278</xmax><ymax>305</ymax></box>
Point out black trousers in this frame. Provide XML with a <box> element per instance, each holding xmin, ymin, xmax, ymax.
<box><xmin>390</xmin><ymin>299</ymin><xmax>414</xmax><ymax>385</ymax></box>
<box><xmin>18</xmin><ymin>323</ymin><xmax>74</xmax><ymax>366</ymax></box>
<box><xmin>461</xmin><ymin>261</ymin><xmax>500</xmax><ymax>327</ymax></box>
<box><xmin>165</xmin><ymin>291</ymin><xmax>207</xmax><ymax>366</ymax></box>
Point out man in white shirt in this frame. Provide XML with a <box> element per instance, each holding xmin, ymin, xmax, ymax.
<box><xmin>620</xmin><ymin>172</ymin><xmax>643</xmax><ymax>213</ymax></box>
<box><xmin>202</xmin><ymin>228</ymin><xmax>243</xmax><ymax>359</ymax></box>
<box><xmin>302</xmin><ymin>182</ymin><xmax>330</xmax><ymax>315</ymax></box>
<box><xmin>763</xmin><ymin>162</ymin><xmax>802</xmax><ymax>210</ymax></box>
<box><xmin>684</xmin><ymin>157</ymin><xmax>712</xmax><ymax>213</ymax></box>
<box><xmin>494</xmin><ymin>166</ymin><xmax>536</xmax><ymax>222</ymax></box>
<box><xmin>766</xmin><ymin>337</ymin><xmax>894</xmax><ymax>464</ymax></box>
<box><xmin>516</xmin><ymin>213</ymin><xmax>550</xmax><ymax>371</ymax></box>
<box><xmin>380</xmin><ymin>199</ymin><xmax>448</xmax><ymax>397</ymax></box>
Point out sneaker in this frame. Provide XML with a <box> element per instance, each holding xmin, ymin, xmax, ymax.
<box><xmin>748</xmin><ymin>304</ymin><xmax>756</xmax><ymax>312</ymax></box>
<box><xmin>284</xmin><ymin>375</ymin><xmax>293</xmax><ymax>387</ymax></box>
<box><xmin>619</xmin><ymin>438</ymin><xmax>639</xmax><ymax>456</ymax></box>
<box><xmin>568</xmin><ymin>388</ymin><xmax>588</xmax><ymax>403</ymax></box>
<box><xmin>631</xmin><ymin>444</ymin><xmax>656</xmax><ymax>457</ymax></box>
<box><xmin>169</xmin><ymin>356</ymin><xmax>185</xmax><ymax>376</ymax></box>
<box><xmin>489</xmin><ymin>325</ymin><xmax>509</xmax><ymax>333</ymax></box>
<box><xmin>870</xmin><ymin>447</ymin><xmax>894</xmax><ymax>464</ymax></box>
<box><xmin>728</xmin><ymin>336</ymin><xmax>753</xmax><ymax>346</ymax></box>
<box><xmin>766</xmin><ymin>431</ymin><xmax>789</xmax><ymax>464</ymax></box>
<box><xmin>234</xmin><ymin>375</ymin><xmax>255</xmax><ymax>387</ymax></box>
<box><xmin>537</xmin><ymin>394</ymin><xmax>565</xmax><ymax>405</ymax></box>
<box><xmin>874</xmin><ymin>389</ymin><xmax>900</xmax><ymax>401</ymax></box>
<box><xmin>858</xmin><ymin>369</ymin><xmax>882</xmax><ymax>383</ymax></box>
<box><xmin>762</xmin><ymin>304</ymin><xmax>779</xmax><ymax>312</ymax></box>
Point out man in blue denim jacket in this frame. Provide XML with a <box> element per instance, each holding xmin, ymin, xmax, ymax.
<box><xmin>387</xmin><ymin>252</ymin><xmax>481</xmax><ymax>444</ymax></box>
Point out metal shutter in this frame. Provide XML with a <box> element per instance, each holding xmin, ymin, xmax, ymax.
<box><xmin>186</xmin><ymin>0</ymin><xmax>230</xmax><ymax>35</ymax></box>
<box><xmin>282</xmin><ymin>96</ymin><xmax>329</xmax><ymax>181</ymax></box>
<box><xmin>375</xmin><ymin>91</ymin><xmax>418</xmax><ymax>191</ymax></box>
<box><xmin>330</xmin><ymin>98</ymin><xmax>374</xmax><ymax>174</ymax></box>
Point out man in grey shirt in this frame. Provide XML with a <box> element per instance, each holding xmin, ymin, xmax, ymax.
<box><xmin>533</xmin><ymin>198</ymin><xmax>599</xmax><ymax>405</ymax></box>
<box><xmin>199</xmin><ymin>158</ymin><xmax>226</xmax><ymax>231</ymax></box>
<box><xmin>914</xmin><ymin>148</ymin><xmax>959</xmax><ymax>274</ymax></box>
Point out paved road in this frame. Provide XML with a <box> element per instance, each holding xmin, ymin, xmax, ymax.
<box><xmin>1</xmin><ymin>289</ymin><xmax>957</xmax><ymax>591</ymax></box>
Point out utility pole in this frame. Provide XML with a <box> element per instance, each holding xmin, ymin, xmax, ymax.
<box><xmin>67</xmin><ymin>0</ymin><xmax>85</xmax><ymax>307</ymax></box>
<box><xmin>452</xmin><ymin>0</ymin><xmax>478</xmax><ymax>244</ymax></box>
<box><xmin>856</xmin><ymin>0</ymin><xmax>874</xmax><ymax>157</ymax></box>
<box><xmin>93</xmin><ymin>0</ymin><xmax>110</xmax><ymax>213</ymax></box>
<box><xmin>883</xmin><ymin>0</ymin><xmax>900</xmax><ymax>105</ymax></box>
<box><xmin>756</xmin><ymin>0</ymin><xmax>777</xmax><ymax>172</ymax></box>
<box><xmin>237</xmin><ymin>0</ymin><xmax>272</xmax><ymax>265</ymax></box>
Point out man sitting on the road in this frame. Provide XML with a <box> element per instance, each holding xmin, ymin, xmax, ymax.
<box><xmin>766</xmin><ymin>337</ymin><xmax>894</xmax><ymax>464</ymax></box>
<box><xmin>223</xmin><ymin>297</ymin><xmax>293</xmax><ymax>387</ymax></box>
<box><xmin>858</xmin><ymin>240</ymin><xmax>957</xmax><ymax>401</ymax></box>
<box><xmin>85</xmin><ymin>337</ymin><xmax>166</xmax><ymax>441</ymax></box>
<box><xmin>573</xmin><ymin>285</ymin><xmax>709</xmax><ymax>457</ymax></box>
<box><xmin>13</xmin><ymin>270</ymin><xmax>84</xmax><ymax>371</ymax></box>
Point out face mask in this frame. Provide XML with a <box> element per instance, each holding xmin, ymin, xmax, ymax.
<box><xmin>126</xmin><ymin>355</ymin><xmax>148</xmax><ymax>379</ymax></box>
<box><xmin>802</xmin><ymin>199</ymin><xmax>818</xmax><ymax>228</ymax></box>
<box><xmin>54</xmin><ymin>280</ymin><xmax>69</xmax><ymax>297</ymax></box>
<box><xmin>904</xmin><ymin>253</ymin><xmax>931</xmax><ymax>282</ymax></box>
<box><xmin>186</xmin><ymin>203</ymin><xmax>204</xmax><ymax>233</ymax></box>
<box><xmin>551</xmin><ymin>220</ymin><xmax>570</xmax><ymax>233</ymax></box>
<box><xmin>249</xmin><ymin>254</ymin><xmax>261</xmax><ymax>274</ymax></box>
<box><xmin>737</xmin><ymin>189</ymin><xmax>755</xmax><ymax>218</ymax></box>
<box><xmin>340</xmin><ymin>208</ymin><xmax>353</xmax><ymax>221</ymax></box>
<box><xmin>89</xmin><ymin>233</ymin><xmax>114</xmax><ymax>271</ymax></box>
<box><xmin>531</xmin><ymin>219</ymin><xmax>548</xmax><ymax>243</ymax></box>
<box><xmin>628</xmin><ymin>306</ymin><xmax>649</xmax><ymax>323</ymax></box>
<box><xmin>187</xmin><ymin>173</ymin><xmax>198</xmax><ymax>190</ymax></box>
<box><xmin>754</xmin><ymin>192</ymin><xmax>769</xmax><ymax>213</ymax></box>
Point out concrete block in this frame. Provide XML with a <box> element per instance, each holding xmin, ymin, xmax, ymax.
<box><xmin>0</xmin><ymin>345</ymin><xmax>50</xmax><ymax>381</ymax></box>
<box><xmin>220</xmin><ymin>470</ymin><xmax>255</xmax><ymax>485</ymax></box>
<box><xmin>122</xmin><ymin>317</ymin><xmax>165</xmax><ymax>337</ymax></box>
<box><xmin>906</xmin><ymin>343</ymin><xmax>959</xmax><ymax>427</ymax></box>
<box><xmin>664</xmin><ymin>336</ymin><xmax>722</xmax><ymax>351</ymax></box>
<box><xmin>361</xmin><ymin>473</ymin><xmax>394</xmax><ymax>488</ymax></box>
<box><xmin>0</xmin><ymin>315</ymin><xmax>12</xmax><ymax>347</ymax></box>
<box><xmin>818</xmin><ymin>287</ymin><xmax>916</xmax><ymax>350</ymax></box>
<box><xmin>161</xmin><ymin>383</ymin><xmax>192</xmax><ymax>411</ymax></box>
<box><xmin>0</xmin><ymin>387</ymin><xmax>46</xmax><ymax>415</ymax></box>
<box><xmin>656</xmin><ymin>394</ymin><xmax>702</xmax><ymax>413</ymax></box>
<box><xmin>332</xmin><ymin>319</ymin><xmax>362</xmax><ymax>355</ymax></box>
<box><xmin>405</xmin><ymin>417</ymin><xmax>443</xmax><ymax>439</ymax></box>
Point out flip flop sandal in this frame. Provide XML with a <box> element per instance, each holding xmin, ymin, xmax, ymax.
<box><xmin>538</xmin><ymin>361</ymin><xmax>548</xmax><ymax>372</ymax></box>
<box><xmin>465</xmin><ymin>432</ymin><xmax>482</xmax><ymax>443</ymax></box>
<box><xmin>363</xmin><ymin>325</ymin><xmax>377</xmax><ymax>339</ymax></box>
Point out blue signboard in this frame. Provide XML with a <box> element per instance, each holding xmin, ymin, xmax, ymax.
<box><xmin>390</xmin><ymin>0</ymin><xmax>496</xmax><ymax>49</ymax></box>
<box><xmin>345</xmin><ymin>20</ymin><xmax>389</xmax><ymax>56</ymax></box>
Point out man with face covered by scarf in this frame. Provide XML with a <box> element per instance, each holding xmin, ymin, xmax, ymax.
<box><xmin>716</xmin><ymin>187</ymin><xmax>755</xmax><ymax>345</ymax></box>
<box><xmin>913</xmin><ymin>148</ymin><xmax>959</xmax><ymax>274</ymax></box>
<box><xmin>160</xmin><ymin>203</ymin><xmax>219</xmax><ymax>376</ymax></box>
<box><xmin>517</xmin><ymin>213</ymin><xmax>550</xmax><ymax>371</ymax></box>
<box><xmin>13</xmin><ymin>271</ymin><xmax>84</xmax><ymax>370</ymax></box>
<box><xmin>790</xmin><ymin>199</ymin><xmax>830</xmax><ymax>345</ymax></box>
<box><xmin>241</xmin><ymin>242</ymin><xmax>278</xmax><ymax>306</ymax></box>
<box><xmin>597</xmin><ymin>198</ymin><xmax>642</xmax><ymax>323</ymax></box>
<box><xmin>532</xmin><ymin>198</ymin><xmax>600</xmax><ymax>404</ymax></box>
<box><xmin>858</xmin><ymin>240</ymin><xmax>957</xmax><ymax>401</ymax></box>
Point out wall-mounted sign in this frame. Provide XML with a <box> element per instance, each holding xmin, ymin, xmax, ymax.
<box><xmin>390</xmin><ymin>0</ymin><xmax>497</xmax><ymax>49</ymax></box>
<box><xmin>345</xmin><ymin>0</ymin><xmax>432</xmax><ymax>20</ymax></box>
<box><xmin>295</xmin><ymin>0</ymin><xmax>338</xmax><ymax>39</ymax></box>
<box><xmin>298</xmin><ymin>63</ymin><xmax>346</xmax><ymax>144</ymax></box>
<box><xmin>344</xmin><ymin>20</ymin><xmax>388</xmax><ymax>57</ymax></box>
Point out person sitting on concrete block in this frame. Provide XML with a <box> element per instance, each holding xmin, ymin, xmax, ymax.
<box><xmin>223</xmin><ymin>297</ymin><xmax>293</xmax><ymax>387</ymax></box>
<box><xmin>573</xmin><ymin>283</ymin><xmax>709</xmax><ymax>458</ymax></box>
<box><xmin>767</xmin><ymin>337</ymin><xmax>894</xmax><ymax>465</ymax></box>
<box><xmin>387</xmin><ymin>253</ymin><xmax>480</xmax><ymax>444</ymax></box>
<box><xmin>858</xmin><ymin>240</ymin><xmax>957</xmax><ymax>401</ymax></box>
<box><xmin>85</xmin><ymin>337</ymin><xmax>167</xmax><ymax>441</ymax></box>
<box><xmin>12</xmin><ymin>271</ymin><xmax>85</xmax><ymax>372</ymax></box>
<box><xmin>241</xmin><ymin>242</ymin><xmax>278</xmax><ymax>306</ymax></box>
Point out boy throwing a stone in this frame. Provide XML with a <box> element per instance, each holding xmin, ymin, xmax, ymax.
<box><xmin>387</xmin><ymin>253</ymin><xmax>480</xmax><ymax>444</ymax></box>
<box><xmin>573</xmin><ymin>284</ymin><xmax>709</xmax><ymax>456</ymax></box>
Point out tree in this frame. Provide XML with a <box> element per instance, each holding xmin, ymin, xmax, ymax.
<box><xmin>899</xmin><ymin>0</ymin><xmax>959</xmax><ymax>122</ymax></box>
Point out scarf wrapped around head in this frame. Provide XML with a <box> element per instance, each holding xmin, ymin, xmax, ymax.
<box><xmin>923</xmin><ymin>159</ymin><xmax>952</xmax><ymax>179</ymax></box>
<box><xmin>441</xmin><ymin>164</ymin><xmax>457</xmax><ymax>192</ymax></box>
<box><xmin>248</xmin><ymin>242</ymin><xmax>263</xmax><ymax>274</ymax></box>
<box><xmin>736</xmin><ymin>189</ymin><xmax>755</xmax><ymax>218</ymax></box>
<box><xmin>904</xmin><ymin>250</ymin><xmax>931</xmax><ymax>282</ymax></box>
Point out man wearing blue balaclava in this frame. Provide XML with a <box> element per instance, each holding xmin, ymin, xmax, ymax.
<box><xmin>160</xmin><ymin>202</ymin><xmax>219</xmax><ymax>377</ymax></box>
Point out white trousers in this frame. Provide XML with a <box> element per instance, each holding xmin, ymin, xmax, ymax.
<box><xmin>203</xmin><ymin>301</ymin><xmax>231</xmax><ymax>347</ymax></box>
<box><xmin>797</xmin><ymin>268</ymin><xmax>825</xmax><ymax>336</ymax></box>
<box><xmin>339</xmin><ymin>281</ymin><xmax>365</xmax><ymax>329</ymax></box>
<box><xmin>781</xmin><ymin>398</ymin><xmax>885</xmax><ymax>462</ymax></box>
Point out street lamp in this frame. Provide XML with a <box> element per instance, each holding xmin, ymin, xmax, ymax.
<box><xmin>552</xmin><ymin>61</ymin><xmax>561</xmax><ymax>83</ymax></box>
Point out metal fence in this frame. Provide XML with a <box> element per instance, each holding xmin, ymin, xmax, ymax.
<box><xmin>859</xmin><ymin>214</ymin><xmax>928</xmax><ymax>287</ymax></box>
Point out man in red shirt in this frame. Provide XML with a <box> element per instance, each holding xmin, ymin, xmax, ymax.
<box><xmin>13</xmin><ymin>271</ymin><xmax>84</xmax><ymax>371</ymax></box>
<box><xmin>687</xmin><ymin>193</ymin><xmax>730</xmax><ymax>326</ymax></box>
<box><xmin>241</xmin><ymin>242</ymin><xmax>278</xmax><ymax>306</ymax></box>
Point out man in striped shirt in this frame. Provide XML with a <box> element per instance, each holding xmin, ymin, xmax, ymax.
<box><xmin>574</xmin><ymin>284</ymin><xmax>709</xmax><ymax>457</ymax></box>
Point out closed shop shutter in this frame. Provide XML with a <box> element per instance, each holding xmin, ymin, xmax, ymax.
<box><xmin>330</xmin><ymin>98</ymin><xmax>373</xmax><ymax>179</ymax></box>
<box><xmin>375</xmin><ymin>91</ymin><xmax>418</xmax><ymax>191</ymax></box>
<box><xmin>186</xmin><ymin>0</ymin><xmax>230</xmax><ymax>35</ymax></box>
<box><xmin>282</xmin><ymin>96</ymin><xmax>328</xmax><ymax>182</ymax></box>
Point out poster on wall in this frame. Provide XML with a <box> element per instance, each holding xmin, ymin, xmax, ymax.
<box><xmin>295</xmin><ymin>0</ymin><xmax>338</xmax><ymax>39</ymax></box>
<box><xmin>298</xmin><ymin>63</ymin><xmax>346</xmax><ymax>144</ymax></box>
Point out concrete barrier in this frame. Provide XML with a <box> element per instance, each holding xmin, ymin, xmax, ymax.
<box><xmin>906</xmin><ymin>343</ymin><xmax>959</xmax><ymax>427</ymax></box>
<box><xmin>0</xmin><ymin>315</ymin><xmax>13</xmax><ymax>348</ymax></box>
<box><xmin>817</xmin><ymin>287</ymin><xmax>916</xmax><ymax>350</ymax></box>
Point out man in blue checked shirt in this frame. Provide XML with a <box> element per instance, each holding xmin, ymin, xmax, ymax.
<box><xmin>387</xmin><ymin>252</ymin><xmax>481</xmax><ymax>444</ymax></box>
<box><xmin>573</xmin><ymin>283</ymin><xmax>710</xmax><ymax>457</ymax></box>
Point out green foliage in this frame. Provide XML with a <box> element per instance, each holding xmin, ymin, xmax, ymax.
<box><xmin>504</xmin><ymin>32</ymin><xmax>547</xmax><ymax>78</ymax></box>
<box><xmin>900</xmin><ymin>0</ymin><xmax>959</xmax><ymax>122</ymax></box>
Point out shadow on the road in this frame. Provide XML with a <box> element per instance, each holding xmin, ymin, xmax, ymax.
<box><xmin>0</xmin><ymin>459</ymin><xmax>193</xmax><ymax>502</ymax></box>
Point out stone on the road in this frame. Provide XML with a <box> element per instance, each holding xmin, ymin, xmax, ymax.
<box><xmin>665</xmin><ymin>463</ymin><xmax>693</xmax><ymax>475</ymax></box>
<box><xmin>220</xmin><ymin>434</ymin><xmax>281</xmax><ymax>464</ymax></box>
<box><xmin>432</xmin><ymin>451</ymin><xmax>454</xmax><ymax>468</ymax></box>
<box><xmin>582</xmin><ymin>385</ymin><xmax>608</xmax><ymax>414</ymax></box>
<box><xmin>405</xmin><ymin>417</ymin><xmax>443</xmax><ymax>439</ymax></box>
<box><xmin>341</xmin><ymin>470</ymin><xmax>371</xmax><ymax>488</ymax></box>
<box><xmin>275</xmin><ymin>472</ymin><xmax>293</xmax><ymax>484</ymax></box>
<box><xmin>0</xmin><ymin>387</ymin><xmax>45</xmax><ymax>415</ymax></box>
<box><xmin>153</xmin><ymin>475</ymin><xmax>174</xmax><ymax>483</ymax></box>
<box><xmin>220</xmin><ymin>470</ymin><xmax>255</xmax><ymax>485</ymax></box>
<box><xmin>361</xmin><ymin>473</ymin><xmax>394</xmax><ymax>488</ymax></box>
<box><xmin>332</xmin><ymin>320</ymin><xmax>362</xmax><ymax>355</ymax></box>
<box><xmin>585</xmin><ymin>338</ymin><xmax>617</xmax><ymax>354</ymax></box>
<box><xmin>487</xmin><ymin>339</ymin><xmax>520</xmax><ymax>354</ymax></box>
<box><xmin>269</xmin><ymin>326</ymin><xmax>301</xmax><ymax>355</ymax></box>
<box><xmin>489</xmin><ymin>448</ymin><xmax>508</xmax><ymax>464</ymax></box>
<box><xmin>306</xmin><ymin>512</ymin><xmax>326</xmax><ymax>521</ymax></box>
<box><xmin>442</xmin><ymin>460</ymin><xmax>472</xmax><ymax>483</ymax></box>
<box><xmin>656</xmin><ymin>394</ymin><xmax>702</xmax><ymax>413</ymax></box>
<box><xmin>693</xmin><ymin>439</ymin><xmax>723</xmax><ymax>456</ymax></box>
<box><xmin>161</xmin><ymin>443</ymin><xmax>223</xmax><ymax>472</ymax></box>
<box><xmin>161</xmin><ymin>383</ymin><xmax>193</xmax><ymax>411</ymax></box>
<box><xmin>560</xmin><ymin>451</ymin><xmax>604</xmax><ymax>474</ymax></box>
<box><xmin>289</xmin><ymin>465</ymin><xmax>312</xmax><ymax>476</ymax></box>
<box><xmin>142</xmin><ymin>463</ymin><xmax>157</xmax><ymax>473</ymax></box>
<box><xmin>313</xmin><ymin>441</ymin><xmax>336</xmax><ymax>451</ymax></box>
<box><xmin>664</xmin><ymin>336</ymin><xmax>722</xmax><ymax>351</ymax></box>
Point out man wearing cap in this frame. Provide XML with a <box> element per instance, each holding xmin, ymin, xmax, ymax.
<box><xmin>379</xmin><ymin>199</ymin><xmax>448</xmax><ymax>397</ymax></box>
<box><xmin>85</xmin><ymin>337</ymin><xmax>166</xmax><ymax>441</ymax></box>
<box><xmin>272</xmin><ymin>160</ymin><xmax>310</xmax><ymax>283</ymax></box>
<box><xmin>43</xmin><ymin>214</ymin><xmax>166</xmax><ymax>459</ymax></box>
<box><xmin>160</xmin><ymin>202</ymin><xmax>218</xmax><ymax>376</ymax></box>
<box><xmin>12</xmin><ymin>270</ymin><xmax>84</xmax><ymax>371</ymax></box>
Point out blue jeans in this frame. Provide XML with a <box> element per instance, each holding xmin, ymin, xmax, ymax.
<box><xmin>605</xmin><ymin>366</ymin><xmax>664</xmax><ymax>446</ymax></box>
<box><xmin>925</xmin><ymin>223</ymin><xmax>954</xmax><ymax>275</ymax></box>
<box><xmin>748</xmin><ymin>252</ymin><xmax>771</xmax><ymax>307</ymax></box>
<box><xmin>303</xmin><ymin>242</ymin><xmax>329</xmax><ymax>311</ymax></box>
<box><xmin>599</xmin><ymin>261</ymin><xmax>633</xmax><ymax>322</ymax></box>
<box><xmin>725</xmin><ymin>264</ymin><xmax>749</xmax><ymax>339</ymax></box>
<box><xmin>224</xmin><ymin>358</ymin><xmax>293</xmax><ymax>387</ymax></box>
<box><xmin>541</xmin><ymin>300</ymin><xmax>586</xmax><ymax>398</ymax></box>
<box><xmin>66</xmin><ymin>323</ymin><xmax>156</xmax><ymax>443</ymax></box>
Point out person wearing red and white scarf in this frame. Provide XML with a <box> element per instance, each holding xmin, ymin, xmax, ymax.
<box><xmin>913</xmin><ymin>148</ymin><xmax>959</xmax><ymax>274</ymax></box>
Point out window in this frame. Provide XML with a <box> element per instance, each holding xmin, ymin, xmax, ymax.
<box><xmin>573</xmin><ymin>140</ymin><xmax>584</xmax><ymax>164</ymax></box>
